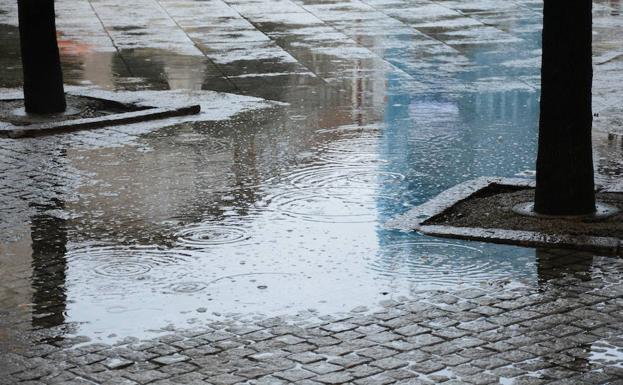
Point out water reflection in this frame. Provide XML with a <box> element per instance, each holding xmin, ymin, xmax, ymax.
<box><xmin>1</xmin><ymin>0</ymin><xmax>621</xmax><ymax>346</ymax></box>
<box><xmin>30</xmin><ymin>201</ymin><xmax>68</xmax><ymax>331</ymax></box>
<box><xmin>535</xmin><ymin>249</ymin><xmax>594</xmax><ymax>374</ymax></box>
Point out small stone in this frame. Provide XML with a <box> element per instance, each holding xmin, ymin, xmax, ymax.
<box><xmin>103</xmin><ymin>357</ymin><xmax>134</xmax><ymax>370</ymax></box>
<box><xmin>152</xmin><ymin>354</ymin><xmax>189</xmax><ymax>365</ymax></box>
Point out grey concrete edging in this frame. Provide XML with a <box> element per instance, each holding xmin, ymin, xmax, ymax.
<box><xmin>0</xmin><ymin>90</ymin><xmax>201</xmax><ymax>138</ymax></box>
<box><xmin>3</xmin><ymin>105</ymin><xmax>200</xmax><ymax>138</ymax></box>
<box><xmin>386</xmin><ymin>177</ymin><xmax>623</xmax><ymax>255</ymax></box>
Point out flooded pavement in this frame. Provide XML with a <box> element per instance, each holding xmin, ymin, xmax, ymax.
<box><xmin>1</xmin><ymin>0</ymin><xmax>623</xmax><ymax>383</ymax></box>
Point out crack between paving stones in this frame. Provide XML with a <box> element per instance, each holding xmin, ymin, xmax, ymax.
<box><xmin>85</xmin><ymin>0</ymin><xmax>135</xmax><ymax>79</ymax></box>
<box><xmin>152</xmin><ymin>0</ymin><xmax>242</xmax><ymax>93</ymax></box>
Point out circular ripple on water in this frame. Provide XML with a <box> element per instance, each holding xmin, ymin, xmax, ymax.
<box><xmin>282</xmin><ymin>165</ymin><xmax>405</xmax><ymax>189</ymax></box>
<box><xmin>267</xmin><ymin>188</ymin><xmax>399</xmax><ymax>223</ymax></box>
<box><xmin>95</xmin><ymin>262</ymin><xmax>152</xmax><ymax>277</ymax></box>
<box><xmin>370</xmin><ymin>242</ymin><xmax>511</xmax><ymax>286</ymax></box>
<box><xmin>175</xmin><ymin>225</ymin><xmax>250</xmax><ymax>247</ymax></box>
<box><xmin>166</xmin><ymin>281</ymin><xmax>208</xmax><ymax>294</ymax></box>
<box><xmin>67</xmin><ymin>246</ymin><xmax>195</xmax><ymax>279</ymax></box>
<box><xmin>318</xmin><ymin>136</ymin><xmax>386</xmax><ymax>165</ymax></box>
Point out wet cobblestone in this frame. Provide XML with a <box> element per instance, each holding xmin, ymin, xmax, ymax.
<box><xmin>0</xmin><ymin>252</ymin><xmax>622</xmax><ymax>383</ymax></box>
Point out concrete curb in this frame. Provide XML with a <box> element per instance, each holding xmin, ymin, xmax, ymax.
<box><xmin>0</xmin><ymin>91</ymin><xmax>201</xmax><ymax>138</ymax></box>
<box><xmin>386</xmin><ymin>177</ymin><xmax>623</xmax><ymax>255</ymax></box>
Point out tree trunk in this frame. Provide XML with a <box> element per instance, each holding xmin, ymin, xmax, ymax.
<box><xmin>534</xmin><ymin>0</ymin><xmax>595</xmax><ymax>215</ymax></box>
<box><xmin>17</xmin><ymin>0</ymin><xmax>66</xmax><ymax>114</ymax></box>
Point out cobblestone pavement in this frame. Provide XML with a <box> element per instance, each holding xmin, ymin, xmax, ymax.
<box><xmin>1</xmin><ymin>0</ymin><xmax>623</xmax><ymax>384</ymax></box>
<box><xmin>2</xmin><ymin>250</ymin><xmax>623</xmax><ymax>384</ymax></box>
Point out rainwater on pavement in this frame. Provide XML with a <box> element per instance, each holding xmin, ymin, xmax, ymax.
<box><xmin>0</xmin><ymin>0</ymin><xmax>622</xmax><ymax>350</ymax></box>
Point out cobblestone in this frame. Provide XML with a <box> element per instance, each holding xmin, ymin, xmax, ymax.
<box><xmin>1</xmin><ymin>265</ymin><xmax>622</xmax><ymax>383</ymax></box>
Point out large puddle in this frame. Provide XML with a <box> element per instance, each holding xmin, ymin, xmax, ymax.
<box><xmin>0</xmin><ymin>0</ymin><xmax>622</xmax><ymax>345</ymax></box>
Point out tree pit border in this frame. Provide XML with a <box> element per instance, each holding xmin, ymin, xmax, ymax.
<box><xmin>386</xmin><ymin>177</ymin><xmax>623</xmax><ymax>255</ymax></box>
<box><xmin>0</xmin><ymin>92</ymin><xmax>200</xmax><ymax>138</ymax></box>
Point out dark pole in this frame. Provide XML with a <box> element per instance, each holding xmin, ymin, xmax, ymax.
<box><xmin>534</xmin><ymin>0</ymin><xmax>595</xmax><ymax>215</ymax></box>
<box><xmin>17</xmin><ymin>0</ymin><xmax>67</xmax><ymax>114</ymax></box>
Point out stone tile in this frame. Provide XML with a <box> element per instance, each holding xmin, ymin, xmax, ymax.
<box><xmin>274</xmin><ymin>368</ymin><xmax>315</xmax><ymax>382</ymax></box>
<box><xmin>313</xmin><ymin>371</ymin><xmax>354</xmax><ymax>384</ymax></box>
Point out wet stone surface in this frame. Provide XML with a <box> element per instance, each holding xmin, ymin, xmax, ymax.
<box><xmin>1</xmin><ymin>0</ymin><xmax>623</xmax><ymax>383</ymax></box>
<box><xmin>0</xmin><ymin>95</ymin><xmax>146</xmax><ymax>127</ymax></box>
<box><xmin>2</xmin><ymin>250</ymin><xmax>623</xmax><ymax>384</ymax></box>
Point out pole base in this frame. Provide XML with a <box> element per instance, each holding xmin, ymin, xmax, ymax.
<box><xmin>512</xmin><ymin>201</ymin><xmax>619</xmax><ymax>220</ymax></box>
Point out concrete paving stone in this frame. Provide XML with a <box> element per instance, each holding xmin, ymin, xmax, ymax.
<box><xmin>432</xmin><ymin>327</ymin><xmax>470</xmax><ymax>339</ymax></box>
<box><xmin>394</xmin><ymin>325</ymin><xmax>430</xmax><ymax>337</ymax></box>
<box><xmin>370</xmin><ymin>357</ymin><xmax>409</xmax><ymax>370</ymax></box>
<box><xmin>114</xmin><ymin>347</ymin><xmax>159</xmax><ymax>362</ymax></box>
<box><xmin>460</xmin><ymin>372</ymin><xmax>500</xmax><ymax>385</ymax></box>
<box><xmin>250</xmin><ymin>376</ymin><xmax>288</xmax><ymax>385</ymax></box>
<box><xmin>394</xmin><ymin>379</ymin><xmax>435</xmax><ymax>385</ymax></box>
<box><xmin>152</xmin><ymin>353</ymin><xmax>191</xmax><ymax>365</ymax></box>
<box><xmin>13</xmin><ymin>367</ymin><xmax>54</xmax><ymax>381</ymax></box>
<box><xmin>510</xmin><ymin>376</ymin><xmax>548</xmax><ymax>385</ymax></box>
<box><xmin>438</xmin><ymin>353</ymin><xmax>472</xmax><ymax>367</ymax></box>
<box><xmin>314</xmin><ymin>344</ymin><xmax>354</xmax><ymax>356</ymax></box>
<box><xmin>102</xmin><ymin>357</ymin><xmax>134</xmax><ymax>370</ymax></box>
<box><xmin>328</xmin><ymin>353</ymin><xmax>372</xmax><ymax>369</ymax></box>
<box><xmin>158</xmin><ymin>362</ymin><xmax>198</xmax><ymax>375</ymax></box>
<box><xmin>381</xmin><ymin>316</ymin><xmax>417</xmax><ymax>329</ymax></box>
<box><xmin>346</xmin><ymin>364</ymin><xmax>382</xmax><ymax>379</ymax></box>
<box><xmin>274</xmin><ymin>368</ymin><xmax>316</xmax><ymax>382</ymax></box>
<box><xmin>385</xmin><ymin>367</ymin><xmax>419</xmax><ymax>380</ymax></box>
<box><xmin>289</xmin><ymin>351</ymin><xmax>325</xmax><ymax>364</ymax></box>
<box><xmin>331</xmin><ymin>331</ymin><xmax>364</xmax><ymax>342</ymax></box>
<box><xmin>356</xmin><ymin>346</ymin><xmax>399</xmax><ymax>360</ymax></box>
<box><xmin>168</xmin><ymin>371</ymin><xmax>207</xmax><ymax>383</ymax></box>
<box><xmin>200</xmin><ymin>331</ymin><xmax>236</xmax><ymax>343</ymax></box>
<box><xmin>514</xmin><ymin>360</ymin><xmax>554</xmax><ymax>372</ymax></box>
<box><xmin>244</xmin><ymin>331</ymin><xmax>275</xmax><ymax>342</ymax></box>
<box><xmin>320</xmin><ymin>323</ymin><xmax>358</xmax><ymax>333</ymax></box>
<box><xmin>123</xmin><ymin>369</ymin><xmax>171</xmax><ymax>384</ymax></box>
<box><xmin>420</xmin><ymin>340</ymin><xmax>463</xmax><ymax>356</ymax></box>
<box><xmin>470</xmin><ymin>356</ymin><xmax>510</xmax><ymax>370</ymax></box>
<box><xmin>184</xmin><ymin>345</ymin><xmax>222</xmax><ymax>357</ymax></box>
<box><xmin>303</xmin><ymin>362</ymin><xmax>344</xmax><ymax>376</ymax></box>
<box><xmin>342</xmin><ymin>338</ymin><xmax>376</xmax><ymax>350</ymax></box>
<box><xmin>457</xmin><ymin>320</ymin><xmax>498</xmax><ymax>333</ymax></box>
<box><xmin>420</xmin><ymin>316</ymin><xmax>458</xmax><ymax>330</ymax></box>
<box><xmin>365</xmin><ymin>331</ymin><xmax>402</xmax><ymax>344</ymax></box>
<box><xmin>490</xmin><ymin>365</ymin><xmax>527</xmax><ymax>378</ymax></box>
<box><xmin>313</xmin><ymin>371</ymin><xmax>355</xmax><ymax>384</ymax></box>
<box><xmin>208</xmin><ymin>372</ymin><xmax>246</xmax><ymax>385</ymax></box>
<box><xmin>235</xmin><ymin>366</ymin><xmax>277</xmax><ymax>379</ymax></box>
<box><xmin>405</xmin><ymin>334</ymin><xmax>444</xmax><ymax>348</ymax></box>
<box><xmin>482</xmin><ymin>341</ymin><xmax>516</xmax><ymax>352</ymax></box>
<box><xmin>283</xmin><ymin>342</ymin><xmax>317</xmax><ymax>353</ymax></box>
<box><xmin>355</xmin><ymin>324</ymin><xmax>388</xmax><ymax>335</ymax></box>
<box><xmin>310</xmin><ymin>336</ymin><xmax>341</xmax><ymax>347</ymax></box>
<box><xmin>458</xmin><ymin>347</ymin><xmax>497</xmax><ymax>360</ymax></box>
<box><xmin>451</xmin><ymin>364</ymin><xmax>485</xmax><ymax>377</ymax></box>
<box><xmin>372</xmin><ymin>310</ymin><xmax>407</xmax><ymax>322</ymax></box>
<box><xmin>353</xmin><ymin>373</ymin><xmax>396</xmax><ymax>385</ymax></box>
<box><xmin>382</xmin><ymin>340</ymin><xmax>416</xmax><ymax>352</ymax></box>
<box><xmin>407</xmin><ymin>359</ymin><xmax>447</xmax><ymax>376</ymax></box>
